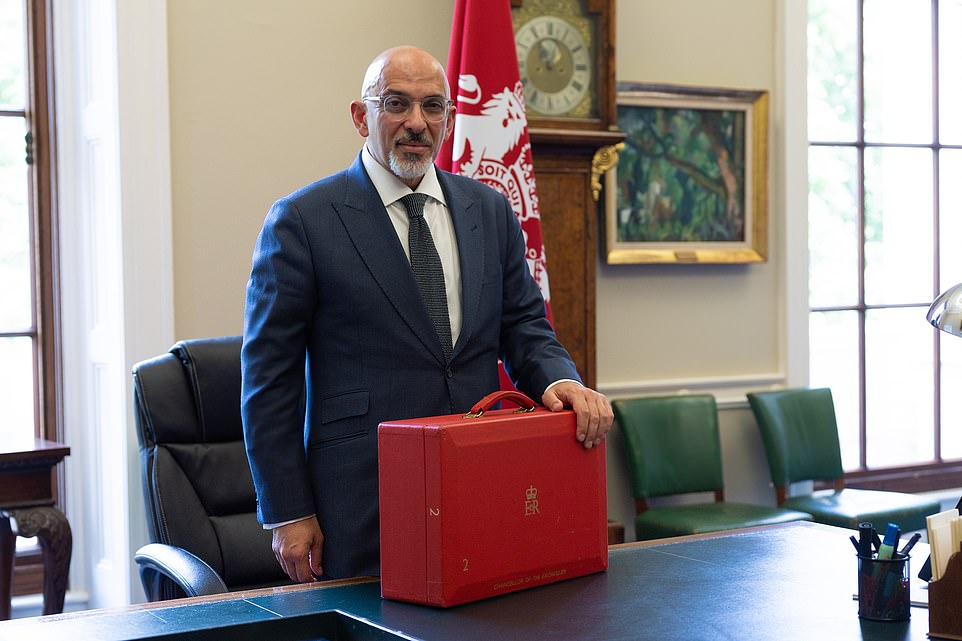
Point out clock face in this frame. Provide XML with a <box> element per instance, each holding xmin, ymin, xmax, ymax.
<box><xmin>515</xmin><ymin>15</ymin><xmax>593</xmax><ymax>117</ymax></box>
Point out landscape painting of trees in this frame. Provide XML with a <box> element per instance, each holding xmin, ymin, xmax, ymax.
<box><xmin>605</xmin><ymin>84</ymin><xmax>769</xmax><ymax>264</ymax></box>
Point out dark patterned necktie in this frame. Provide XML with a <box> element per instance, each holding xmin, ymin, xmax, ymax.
<box><xmin>399</xmin><ymin>193</ymin><xmax>453</xmax><ymax>361</ymax></box>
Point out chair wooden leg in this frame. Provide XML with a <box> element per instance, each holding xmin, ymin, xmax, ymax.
<box><xmin>0</xmin><ymin>514</ymin><xmax>14</xmax><ymax>620</ymax></box>
<box><xmin>8</xmin><ymin>507</ymin><xmax>72</xmax><ymax>616</ymax></box>
<box><xmin>775</xmin><ymin>486</ymin><xmax>788</xmax><ymax>506</ymax></box>
<box><xmin>635</xmin><ymin>497</ymin><xmax>649</xmax><ymax>514</ymax></box>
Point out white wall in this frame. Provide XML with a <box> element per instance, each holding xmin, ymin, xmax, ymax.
<box><xmin>602</xmin><ymin>0</ymin><xmax>779</xmax><ymax>385</ymax></box>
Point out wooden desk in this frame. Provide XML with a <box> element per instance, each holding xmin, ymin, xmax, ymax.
<box><xmin>0</xmin><ymin>522</ymin><xmax>935</xmax><ymax>639</ymax></box>
<box><xmin>0</xmin><ymin>439</ymin><xmax>71</xmax><ymax>620</ymax></box>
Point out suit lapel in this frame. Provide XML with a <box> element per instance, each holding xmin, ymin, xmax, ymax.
<box><xmin>334</xmin><ymin>156</ymin><xmax>446</xmax><ymax>364</ymax></box>
<box><xmin>439</xmin><ymin>171</ymin><xmax>483</xmax><ymax>360</ymax></box>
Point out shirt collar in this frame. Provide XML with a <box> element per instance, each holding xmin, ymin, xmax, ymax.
<box><xmin>362</xmin><ymin>145</ymin><xmax>447</xmax><ymax>208</ymax></box>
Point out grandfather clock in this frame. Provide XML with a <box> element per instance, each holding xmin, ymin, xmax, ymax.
<box><xmin>511</xmin><ymin>0</ymin><xmax>624</xmax><ymax>389</ymax></box>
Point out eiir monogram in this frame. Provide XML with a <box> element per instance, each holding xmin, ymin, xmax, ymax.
<box><xmin>524</xmin><ymin>485</ymin><xmax>540</xmax><ymax>516</ymax></box>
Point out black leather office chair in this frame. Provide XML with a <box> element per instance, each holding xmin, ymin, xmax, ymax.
<box><xmin>132</xmin><ymin>336</ymin><xmax>291</xmax><ymax>601</ymax></box>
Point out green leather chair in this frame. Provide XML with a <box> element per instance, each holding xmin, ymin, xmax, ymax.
<box><xmin>612</xmin><ymin>394</ymin><xmax>812</xmax><ymax>541</ymax></box>
<box><xmin>747</xmin><ymin>387</ymin><xmax>940</xmax><ymax>532</ymax></box>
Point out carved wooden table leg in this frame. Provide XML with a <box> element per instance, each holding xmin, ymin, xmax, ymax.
<box><xmin>5</xmin><ymin>507</ymin><xmax>72</xmax><ymax>616</ymax></box>
<box><xmin>0</xmin><ymin>514</ymin><xmax>14</xmax><ymax>620</ymax></box>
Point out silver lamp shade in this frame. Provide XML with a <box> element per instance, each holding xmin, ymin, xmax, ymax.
<box><xmin>928</xmin><ymin>283</ymin><xmax>962</xmax><ymax>337</ymax></box>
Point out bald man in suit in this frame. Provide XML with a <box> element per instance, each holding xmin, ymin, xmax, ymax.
<box><xmin>241</xmin><ymin>45</ymin><xmax>612</xmax><ymax>583</ymax></box>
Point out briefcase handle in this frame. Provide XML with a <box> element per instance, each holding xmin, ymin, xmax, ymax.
<box><xmin>465</xmin><ymin>390</ymin><xmax>538</xmax><ymax>418</ymax></box>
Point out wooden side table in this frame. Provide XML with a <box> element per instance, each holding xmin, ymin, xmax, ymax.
<box><xmin>0</xmin><ymin>439</ymin><xmax>71</xmax><ymax>620</ymax></box>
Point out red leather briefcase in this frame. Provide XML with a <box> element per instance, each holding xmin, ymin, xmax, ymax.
<box><xmin>378</xmin><ymin>390</ymin><xmax>608</xmax><ymax>607</ymax></box>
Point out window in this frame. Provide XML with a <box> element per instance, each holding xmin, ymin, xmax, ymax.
<box><xmin>0</xmin><ymin>0</ymin><xmax>59</xmax><ymax>448</ymax></box>
<box><xmin>808</xmin><ymin>0</ymin><xmax>962</xmax><ymax>489</ymax></box>
<box><xmin>0</xmin><ymin>0</ymin><xmax>59</xmax><ymax>600</ymax></box>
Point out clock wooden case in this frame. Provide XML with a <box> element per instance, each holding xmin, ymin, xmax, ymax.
<box><xmin>510</xmin><ymin>0</ymin><xmax>623</xmax><ymax>389</ymax></box>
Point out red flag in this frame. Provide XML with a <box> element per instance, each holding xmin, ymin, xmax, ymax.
<box><xmin>438</xmin><ymin>0</ymin><xmax>553</xmax><ymax>395</ymax></box>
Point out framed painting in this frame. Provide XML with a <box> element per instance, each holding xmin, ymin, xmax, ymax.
<box><xmin>605</xmin><ymin>82</ymin><xmax>769</xmax><ymax>264</ymax></box>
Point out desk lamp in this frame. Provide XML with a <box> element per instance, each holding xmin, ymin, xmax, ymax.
<box><xmin>928</xmin><ymin>282</ymin><xmax>962</xmax><ymax>336</ymax></box>
<box><xmin>920</xmin><ymin>281</ymin><xmax>962</xmax><ymax>581</ymax></box>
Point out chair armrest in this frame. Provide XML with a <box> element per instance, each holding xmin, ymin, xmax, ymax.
<box><xmin>134</xmin><ymin>543</ymin><xmax>229</xmax><ymax>600</ymax></box>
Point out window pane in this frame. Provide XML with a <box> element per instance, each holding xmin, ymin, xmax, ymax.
<box><xmin>941</xmin><ymin>335</ymin><xmax>962</xmax><ymax>459</ymax></box>
<box><xmin>940</xmin><ymin>149</ymin><xmax>962</xmax><ymax>287</ymax></box>
<box><xmin>863</xmin><ymin>0</ymin><xmax>933</xmax><ymax>143</ymax></box>
<box><xmin>809</xmin><ymin>146</ymin><xmax>859</xmax><ymax>307</ymax></box>
<box><xmin>810</xmin><ymin>310</ymin><xmax>860</xmax><ymax>470</ymax></box>
<box><xmin>807</xmin><ymin>0</ymin><xmax>857</xmax><ymax>141</ymax></box>
<box><xmin>0</xmin><ymin>0</ymin><xmax>25</xmax><ymax>108</ymax></box>
<box><xmin>0</xmin><ymin>115</ymin><xmax>31</xmax><ymax>330</ymax></box>
<box><xmin>864</xmin><ymin>147</ymin><xmax>933</xmax><ymax>305</ymax></box>
<box><xmin>865</xmin><ymin>307</ymin><xmax>935</xmax><ymax>467</ymax></box>
<box><xmin>0</xmin><ymin>336</ymin><xmax>35</xmax><ymax>447</ymax></box>
<box><xmin>940</xmin><ymin>0</ymin><xmax>962</xmax><ymax>144</ymax></box>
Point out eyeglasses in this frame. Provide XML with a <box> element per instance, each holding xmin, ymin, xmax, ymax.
<box><xmin>362</xmin><ymin>94</ymin><xmax>454</xmax><ymax>122</ymax></box>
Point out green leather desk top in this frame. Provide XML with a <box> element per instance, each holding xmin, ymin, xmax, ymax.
<box><xmin>0</xmin><ymin>521</ymin><xmax>934</xmax><ymax>641</ymax></box>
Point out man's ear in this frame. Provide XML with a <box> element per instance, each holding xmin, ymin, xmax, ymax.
<box><xmin>350</xmin><ymin>101</ymin><xmax>369</xmax><ymax>137</ymax></box>
<box><xmin>441</xmin><ymin>105</ymin><xmax>456</xmax><ymax>143</ymax></box>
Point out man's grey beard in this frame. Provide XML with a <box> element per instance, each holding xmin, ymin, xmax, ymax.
<box><xmin>389</xmin><ymin>148</ymin><xmax>434</xmax><ymax>181</ymax></box>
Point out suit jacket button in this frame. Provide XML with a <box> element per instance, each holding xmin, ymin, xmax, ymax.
<box><xmin>445</xmin><ymin>368</ymin><xmax>453</xmax><ymax>378</ymax></box>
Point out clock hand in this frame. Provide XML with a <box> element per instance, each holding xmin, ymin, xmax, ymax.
<box><xmin>538</xmin><ymin>39</ymin><xmax>562</xmax><ymax>70</ymax></box>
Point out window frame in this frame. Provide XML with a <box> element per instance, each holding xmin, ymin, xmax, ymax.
<box><xmin>3</xmin><ymin>0</ymin><xmax>62</xmax><ymax>598</ymax></box>
<box><xmin>4</xmin><ymin>0</ymin><xmax>61</xmax><ymax>445</ymax></box>
<box><xmin>808</xmin><ymin>0</ymin><xmax>961</xmax><ymax>492</ymax></box>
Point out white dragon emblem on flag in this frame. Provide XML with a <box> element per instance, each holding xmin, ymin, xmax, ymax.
<box><xmin>451</xmin><ymin>74</ymin><xmax>550</xmax><ymax>302</ymax></box>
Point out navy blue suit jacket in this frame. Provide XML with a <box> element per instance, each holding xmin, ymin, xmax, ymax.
<box><xmin>241</xmin><ymin>154</ymin><xmax>580</xmax><ymax>578</ymax></box>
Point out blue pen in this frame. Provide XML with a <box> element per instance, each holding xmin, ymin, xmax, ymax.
<box><xmin>877</xmin><ymin>523</ymin><xmax>899</xmax><ymax>560</ymax></box>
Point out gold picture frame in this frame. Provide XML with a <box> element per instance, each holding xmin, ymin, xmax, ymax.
<box><xmin>605</xmin><ymin>83</ymin><xmax>769</xmax><ymax>264</ymax></box>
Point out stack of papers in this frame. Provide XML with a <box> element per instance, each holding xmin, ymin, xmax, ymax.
<box><xmin>926</xmin><ymin>509</ymin><xmax>962</xmax><ymax>581</ymax></box>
